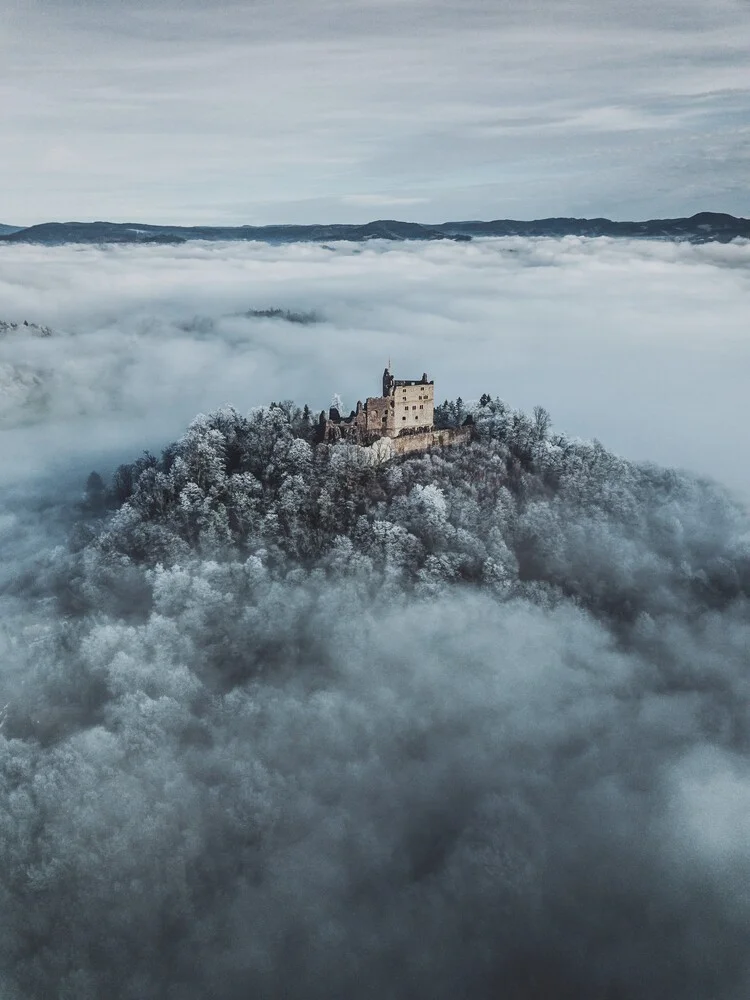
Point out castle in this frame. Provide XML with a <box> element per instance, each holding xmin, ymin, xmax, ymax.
<box><xmin>317</xmin><ymin>365</ymin><xmax>470</xmax><ymax>456</ymax></box>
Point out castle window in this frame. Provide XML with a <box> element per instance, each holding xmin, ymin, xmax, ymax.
<box><xmin>402</xmin><ymin>415</ymin><xmax>407</xmax><ymax>421</ymax></box>
<box><xmin>419</xmin><ymin>405</ymin><xmax>423</xmax><ymax>409</ymax></box>
<box><xmin>412</xmin><ymin>405</ymin><xmax>416</xmax><ymax>410</ymax></box>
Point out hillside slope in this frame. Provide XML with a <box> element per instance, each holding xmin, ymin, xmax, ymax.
<box><xmin>2</xmin><ymin>211</ymin><xmax>748</xmax><ymax>245</ymax></box>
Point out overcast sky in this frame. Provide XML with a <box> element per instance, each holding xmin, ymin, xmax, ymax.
<box><xmin>1</xmin><ymin>0</ymin><xmax>749</xmax><ymax>225</ymax></box>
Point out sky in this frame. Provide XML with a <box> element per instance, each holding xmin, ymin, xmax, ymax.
<box><xmin>2</xmin><ymin>236</ymin><xmax>749</xmax><ymax>501</ymax></box>
<box><xmin>1</xmin><ymin>0</ymin><xmax>749</xmax><ymax>225</ymax></box>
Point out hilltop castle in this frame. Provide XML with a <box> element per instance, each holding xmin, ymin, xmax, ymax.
<box><xmin>317</xmin><ymin>365</ymin><xmax>470</xmax><ymax>456</ymax></box>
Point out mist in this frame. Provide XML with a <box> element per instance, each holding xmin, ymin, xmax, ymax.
<box><xmin>1</xmin><ymin>237</ymin><xmax>749</xmax><ymax>998</ymax></box>
<box><xmin>1</xmin><ymin>236</ymin><xmax>749</xmax><ymax>495</ymax></box>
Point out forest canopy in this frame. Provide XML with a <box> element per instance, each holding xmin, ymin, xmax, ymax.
<box><xmin>78</xmin><ymin>394</ymin><xmax>748</xmax><ymax>624</ymax></box>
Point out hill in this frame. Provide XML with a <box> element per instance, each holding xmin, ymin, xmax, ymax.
<box><xmin>2</xmin><ymin>211</ymin><xmax>748</xmax><ymax>245</ymax></box>
<box><xmin>3</xmin><ymin>394</ymin><xmax>749</xmax><ymax>998</ymax></box>
<box><xmin>0</xmin><ymin>223</ymin><xmax>22</xmax><ymax>236</ymax></box>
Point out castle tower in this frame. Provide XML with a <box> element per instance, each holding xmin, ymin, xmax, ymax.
<box><xmin>364</xmin><ymin>366</ymin><xmax>434</xmax><ymax>437</ymax></box>
<box><xmin>390</xmin><ymin>371</ymin><xmax>434</xmax><ymax>434</ymax></box>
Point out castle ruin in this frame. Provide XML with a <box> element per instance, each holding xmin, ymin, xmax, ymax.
<box><xmin>317</xmin><ymin>366</ymin><xmax>470</xmax><ymax>455</ymax></box>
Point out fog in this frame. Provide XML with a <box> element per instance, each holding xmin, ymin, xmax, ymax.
<box><xmin>1</xmin><ymin>236</ymin><xmax>749</xmax><ymax>495</ymax></box>
<box><xmin>1</xmin><ymin>238</ymin><xmax>749</xmax><ymax>998</ymax></box>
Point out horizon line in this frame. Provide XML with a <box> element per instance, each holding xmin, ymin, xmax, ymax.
<box><xmin>2</xmin><ymin>209</ymin><xmax>748</xmax><ymax>231</ymax></box>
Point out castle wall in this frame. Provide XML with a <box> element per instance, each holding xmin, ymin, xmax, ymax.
<box><xmin>390</xmin><ymin>425</ymin><xmax>471</xmax><ymax>456</ymax></box>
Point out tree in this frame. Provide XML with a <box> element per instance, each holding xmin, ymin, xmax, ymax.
<box><xmin>83</xmin><ymin>471</ymin><xmax>106</xmax><ymax>514</ymax></box>
<box><xmin>532</xmin><ymin>405</ymin><xmax>552</xmax><ymax>444</ymax></box>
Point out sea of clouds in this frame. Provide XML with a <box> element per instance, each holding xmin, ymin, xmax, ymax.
<box><xmin>1</xmin><ymin>236</ymin><xmax>749</xmax><ymax>495</ymax></box>
<box><xmin>1</xmin><ymin>237</ymin><xmax>749</xmax><ymax>998</ymax></box>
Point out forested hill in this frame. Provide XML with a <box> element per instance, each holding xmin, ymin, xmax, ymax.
<box><xmin>4</xmin><ymin>395</ymin><xmax>750</xmax><ymax>999</ymax></box>
<box><xmin>3</xmin><ymin>211</ymin><xmax>749</xmax><ymax>245</ymax></box>
<box><xmin>75</xmin><ymin>396</ymin><xmax>748</xmax><ymax>626</ymax></box>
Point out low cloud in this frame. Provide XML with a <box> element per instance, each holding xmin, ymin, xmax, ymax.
<box><xmin>0</xmin><ymin>236</ymin><xmax>748</xmax><ymax>496</ymax></box>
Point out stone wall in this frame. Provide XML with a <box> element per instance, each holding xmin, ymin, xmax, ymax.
<box><xmin>391</xmin><ymin>425</ymin><xmax>471</xmax><ymax>456</ymax></box>
<box><xmin>322</xmin><ymin>424</ymin><xmax>471</xmax><ymax>463</ymax></box>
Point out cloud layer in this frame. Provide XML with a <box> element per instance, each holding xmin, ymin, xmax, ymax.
<box><xmin>1</xmin><ymin>0</ymin><xmax>749</xmax><ymax>223</ymax></box>
<box><xmin>1</xmin><ymin>236</ymin><xmax>749</xmax><ymax>497</ymax></box>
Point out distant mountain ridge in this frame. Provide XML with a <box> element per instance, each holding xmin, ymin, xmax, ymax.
<box><xmin>1</xmin><ymin>212</ymin><xmax>748</xmax><ymax>245</ymax></box>
<box><xmin>0</xmin><ymin>224</ymin><xmax>22</xmax><ymax>236</ymax></box>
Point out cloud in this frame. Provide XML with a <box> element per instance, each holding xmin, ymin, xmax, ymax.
<box><xmin>1</xmin><ymin>0</ymin><xmax>748</xmax><ymax>223</ymax></box>
<box><xmin>1</xmin><ymin>236</ymin><xmax>748</xmax><ymax>497</ymax></box>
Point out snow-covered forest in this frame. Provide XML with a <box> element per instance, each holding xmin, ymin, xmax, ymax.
<box><xmin>72</xmin><ymin>396</ymin><xmax>747</xmax><ymax>622</ymax></box>
<box><xmin>2</xmin><ymin>394</ymin><xmax>749</xmax><ymax>999</ymax></box>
